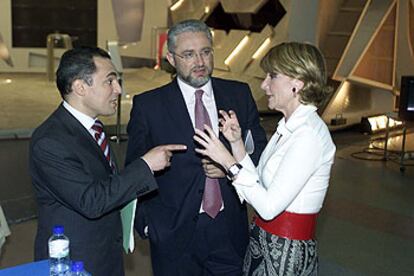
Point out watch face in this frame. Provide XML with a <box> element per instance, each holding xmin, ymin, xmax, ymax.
<box><xmin>229</xmin><ymin>165</ymin><xmax>240</xmax><ymax>175</ymax></box>
<box><xmin>228</xmin><ymin>163</ymin><xmax>242</xmax><ymax>178</ymax></box>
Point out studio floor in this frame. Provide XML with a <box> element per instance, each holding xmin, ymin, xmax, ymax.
<box><xmin>0</xmin><ymin>71</ymin><xmax>414</xmax><ymax>275</ymax></box>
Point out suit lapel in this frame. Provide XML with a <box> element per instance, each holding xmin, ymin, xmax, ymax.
<box><xmin>211</xmin><ymin>79</ymin><xmax>232</xmax><ymax>150</ymax></box>
<box><xmin>163</xmin><ymin>79</ymin><xmax>197</xmax><ymax>146</ymax></box>
<box><xmin>212</xmin><ymin>78</ymin><xmax>232</xmax><ymax>111</ymax></box>
<box><xmin>54</xmin><ymin>105</ymin><xmax>113</xmax><ymax>173</ymax></box>
<box><xmin>109</xmin><ymin>147</ymin><xmax>119</xmax><ymax>173</ymax></box>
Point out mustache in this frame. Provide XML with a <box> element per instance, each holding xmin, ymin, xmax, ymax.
<box><xmin>191</xmin><ymin>66</ymin><xmax>207</xmax><ymax>72</ymax></box>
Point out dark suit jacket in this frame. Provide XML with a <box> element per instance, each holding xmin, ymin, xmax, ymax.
<box><xmin>30</xmin><ymin>104</ymin><xmax>158</xmax><ymax>276</ymax></box>
<box><xmin>125</xmin><ymin>77</ymin><xmax>267</xmax><ymax>260</ymax></box>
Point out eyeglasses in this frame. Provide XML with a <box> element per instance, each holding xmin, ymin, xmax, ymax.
<box><xmin>171</xmin><ymin>48</ymin><xmax>214</xmax><ymax>62</ymax></box>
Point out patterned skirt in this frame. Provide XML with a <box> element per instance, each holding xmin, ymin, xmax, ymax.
<box><xmin>243</xmin><ymin>223</ymin><xmax>318</xmax><ymax>276</ymax></box>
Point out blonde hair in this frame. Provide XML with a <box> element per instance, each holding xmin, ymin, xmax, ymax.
<box><xmin>260</xmin><ymin>42</ymin><xmax>332</xmax><ymax>107</ymax></box>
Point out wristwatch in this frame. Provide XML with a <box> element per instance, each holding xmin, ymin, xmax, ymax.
<box><xmin>226</xmin><ymin>163</ymin><xmax>243</xmax><ymax>180</ymax></box>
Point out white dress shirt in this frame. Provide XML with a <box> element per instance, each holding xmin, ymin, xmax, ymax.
<box><xmin>63</xmin><ymin>101</ymin><xmax>96</xmax><ymax>138</ymax></box>
<box><xmin>234</xmin><ymin>104</ymin><xmax>336</xmax><ymax>220</ymax></box>
<box><xmin>177</xmin><ymin>77</ymin><xmax>219</xmax><ymax>135</ymax></box>
<box><xmin>177</xmin><ymin>77</ymin><xmax>224</xmax><ymax>212</ymax></box>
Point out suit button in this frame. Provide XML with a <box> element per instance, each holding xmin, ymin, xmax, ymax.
<box><xmin>198</xmin><ymin>189</ymin><xmax>203</xmax><ymax>195</ymax></box>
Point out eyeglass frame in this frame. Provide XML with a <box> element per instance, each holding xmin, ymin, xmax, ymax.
<box><xmin>170</xmin><ymin>48</ymin><xmax>214</xmax><ymax>62</ymax></box>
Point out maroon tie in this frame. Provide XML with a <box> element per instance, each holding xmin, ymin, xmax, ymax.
<box><xmin>195</xmin><ymin>89</ymin><xmax>222</xmax><ymax>218</ymax></box>
<box><xmin>92</xmin><ymin>120</ymin><xmax>114</xmax><ymax>170</ymax></box>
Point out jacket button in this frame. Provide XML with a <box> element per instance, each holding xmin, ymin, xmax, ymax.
<box><xmin>198</xmin><ymin>189</ymin><xmax>203</xmax><ymax>194</ymax></box>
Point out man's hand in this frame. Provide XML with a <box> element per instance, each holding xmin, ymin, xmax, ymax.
<box><xmin>142</xmin><ymin>144</ymin><xmax>187</xmax><ymax>172</ymax></box>
<box><xmin>202</xmin><ymin>158</ymin><xmax>225</xmax><ymax>178</ymax></box>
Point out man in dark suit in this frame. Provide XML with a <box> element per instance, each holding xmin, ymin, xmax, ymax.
<box><xmin>125</xmin><ymin>20</ymin><xmax>267</xmax><ymax>275</ymax></box>
<box><xmin>30</xmin><ymin>46</ymin><xmax>186</xmax><ymax>276</ymax></box>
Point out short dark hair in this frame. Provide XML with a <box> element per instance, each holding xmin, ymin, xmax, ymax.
<box><xmin>56</xmin><ymin>46</ymin><xmax>111</xmax><ymax>99</ymax></box>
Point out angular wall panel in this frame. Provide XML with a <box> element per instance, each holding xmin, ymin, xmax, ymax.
<box><xmin>334</xmin><ymin>0</ymin><xmax>394</xmax><ymax>79</ymax></box>
<box><xmin>351</xmin><ymin>3</ymin><xmax>396</xmax><ymax>87</ymax></box>
<box><xmin>227</xmin><ymin>25</ymin><xmax>273</xmax><ymax>73</ymax></box>
<box><xmin>220</xmin><ymin>0</ymin><xmax>267</xmax><ymax>13</ymax></box>
<box><xmin>410</xmin><ymin>0</ymin><xmax>414</xmax><ymax>56</ymax></box>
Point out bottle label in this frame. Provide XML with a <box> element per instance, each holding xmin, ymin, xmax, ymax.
<box><xmin>49</xmin><ymin>240</ymin><xmax>69</xmax><ymax>258</ymax></box>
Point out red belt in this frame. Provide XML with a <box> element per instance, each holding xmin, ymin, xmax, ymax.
<box><xmin>254</xmin><ymin>211</ymin><xmax>318</xmax><ymax>240</ymax></box>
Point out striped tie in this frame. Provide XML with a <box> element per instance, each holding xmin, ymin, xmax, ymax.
<box><xmin>92</xmin><ymin>120</ymin><xmax>113</xmax><ymax>168</ymax></box>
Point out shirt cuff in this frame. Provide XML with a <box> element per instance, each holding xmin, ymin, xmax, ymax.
<box><xmin>239</xmin><ymin>154</ymin><xmax>256</xmax><ymax>171</ymax></box>
<box><xmin>233</xmin><ymin>155</ymin><xmax>259</xmax><ymax>187</ymax></box>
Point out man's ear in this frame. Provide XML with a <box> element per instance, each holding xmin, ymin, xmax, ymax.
<box><xmin>166</xmin><ymin>52</ymin><xmax>176</xmax><ymax>68</ymax></box>
<box><xmin>72</xmin><ymin>79</ymin><xmax>86</xmax><ymax>97</ymax></box>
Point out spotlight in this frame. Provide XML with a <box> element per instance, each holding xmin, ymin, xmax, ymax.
<box><xmin>360</xmin><ymin>113</ymin><xmax>403</xmax><ymax>134</ymax></box>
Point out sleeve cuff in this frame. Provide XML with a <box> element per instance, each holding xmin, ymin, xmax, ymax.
<box><xmin>233</xmin><ymin>155</ymin><xmax>259</xmax><ymax>187</ymax></box>
<box><xmin>140</xmin><ymin>157</ymin><xmax>154</xmax><ymax>175</ymax></box>
<box><xmin>239</xmin><ymin>154</ymin><xmax>256</xmax><ymax>171</ymax></box>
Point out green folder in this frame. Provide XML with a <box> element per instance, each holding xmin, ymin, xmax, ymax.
<box><xmin>120</xmin><ymin>199</ymin><xmax>137</xmax><ymax>253</ymax></box>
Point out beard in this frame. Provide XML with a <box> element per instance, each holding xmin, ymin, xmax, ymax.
<box><xmin>177</xmin><ymin>65</ymin><xmax>212</xmax><ymax>88</ymax></box>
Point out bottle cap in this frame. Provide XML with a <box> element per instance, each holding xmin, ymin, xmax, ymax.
<box><xmin>52</xmin><ymin>225</ymin><xmax>64</xmax><ymax>235</ymax></box>
<box><xmin>71</xmin><ymin>261</ymin><xmax>84</xmax><ymax>272</ymax></box>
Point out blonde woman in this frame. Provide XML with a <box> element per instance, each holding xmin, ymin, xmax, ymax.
<box><xmin>194</xmin><ymin>42</ymin><xmax>336</xmax><ymax>275</ymax></box>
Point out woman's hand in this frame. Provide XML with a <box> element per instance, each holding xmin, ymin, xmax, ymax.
<box><xmin>194</xmin><ymin>125</ymin><xmax>237</xmax><ymax>170</ymax></box>
<box><xmin>219</xmin><ymin>110</ymin><xmax>242</xmax><ymax>144</ymax></box>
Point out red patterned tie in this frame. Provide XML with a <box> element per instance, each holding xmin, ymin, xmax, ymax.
<box><xmin>194</xmin><ymin>89</ymin><xmax>222</xmax><ymax>218</ymax></box>
<box><xmin>92</xmin><ymin>120</ymin><xmax>114</xmax><ymax>170</ymax></box>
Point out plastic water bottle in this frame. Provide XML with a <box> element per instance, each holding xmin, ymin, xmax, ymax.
<box><xmin>70</xmin><ymin>261</ymin><xmax>91</xmax><ymax>276</ymax></box>
<box><xmin>48</xmin><ymin>225</ymin><xmax>70</xmax><ymax>276</ymax></box>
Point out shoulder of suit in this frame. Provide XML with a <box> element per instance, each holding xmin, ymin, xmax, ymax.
<box><xmin>31</xmin><ymin>116</ymin><xmax>64</xmax><ymax>146</ymax></box>
<box><xmin>212</xmin><ymin>77</ymin><xmax>249</xmax><ymax>88</ymax></box>
<box><xmin>132</xmin><ymin>81</ymin><xmax>174</xmax><ymax>102</ymax></box>
<box><xmin>212</xmin><ymin>77</ymin><xmax>251</xmax><ymax>100</ymax></box>
<box><xmin>32</xmin><ymin>106</ymin><xmax>76</xmax><ymax>141</ymax></box>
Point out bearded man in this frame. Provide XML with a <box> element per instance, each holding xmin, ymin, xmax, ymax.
<box><xmin>125</xmin><ymin>19</ymin><xmax>267</xmax><ymax>276</ymax></box>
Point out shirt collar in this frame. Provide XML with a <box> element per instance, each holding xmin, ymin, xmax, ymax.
<box><xmin>62</xmin><ymin>101</ymin><xmax>96</xmax><ymax>130</ymax></box>
<box><xmin>276</xmin><ymin>104</ymin><xmax>317</xmax><ymax>135</ymax></box>
<box><xmin>177</xmin><ymin>77</ymin><xmax>213</xmax><ymax>98</ymax></box>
